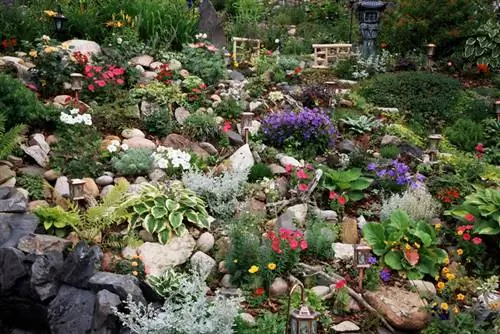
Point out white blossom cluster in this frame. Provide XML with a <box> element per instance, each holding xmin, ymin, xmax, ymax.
<box><xmin>59</xmin><ymin>108</ymin><xmax>92</xmax><ymax>126</ymax></box>
<box><xmin>195</xmin><ymin>33</ymin><xmax>208</xmax><ymax>40</ymax></box>
<box><xmin>268</xmin><ymin>91</ymin><xmax>284</xmax><ymax>103</ymax></box>
<box><xmin>154</xmin><ymin>146</ymin><xmax>191</xmax><ymax>170</ymax></box>
<box><xmin>106</xmin><ymin>139</ymin><xmax>129</xmax><ymax>153</ymax></box>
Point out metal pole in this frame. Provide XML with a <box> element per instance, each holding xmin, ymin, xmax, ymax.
<box><xmin>349</xmin><ymin>1</ymin><xmax>355</xmax><ymax>44</ymax></box>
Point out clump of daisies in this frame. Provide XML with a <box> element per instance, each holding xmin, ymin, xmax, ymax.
<box><xmin>106</xmin><ymin>140</ymin><xmax>129</xmax><ymax>153</ymax></box>
<box><xmin>59</xmin><ymin>108</ymin><xmax>92</xmax><ymax>126</ymax></box>
<box><xmin>153</xmin><ymin>146</ymin><xmax>191</xmax><ymax>177</ymax></box>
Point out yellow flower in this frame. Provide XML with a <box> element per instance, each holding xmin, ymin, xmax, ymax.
<box><xmin>29</xmin><ymin>50</ymin><xmax>38</xmax><ymax>58</ymax></box>
<box><xmin>404</xmin><ymin>244</ymin><xmax>411</xmax><ymax>250</ymax></box>
<box><xmin>414</xmin><ymin>242</ymin><xmax>420</xmax><ymax>249</ymax></box>
<box><xmin>440</xmin><ymin>303</ymin><xmax>449</xmax><ymax>311</ymax></box>
<box><xmin>44</xmin><ymin>10</ymin><xmax>57</xmax><ymax>17</ymax></box>
<box><xmin>456</xmin><ymin>293</ymin><xmax>465</xmax><ymax>301</ymax></box>
<box><xmin>60</xmin><ymin>42</ymin><xmax>69</xmax><ymax>50</ymax></box>
<box><xmin>132</xmin><ymin>270</ymin><xmax>138</xmax><ymax>276</ymax></box>
<box><xmin>446</xmin><ymin>273</ymin><xmax>456</xmax><ymax>281</ymax></box>
<box><xmin>267</xmin><ymin>263</ymin><xmax>276</xmax><ymax>270</ymax></box>
<box><xmin>457</xmin><ymin>249</ymin><xmax>463</xmax><ymax>256</ymax></box>
<box><xmin>248</xmin><ymin>265</ymin><xmax>259</xmax><ymax>274</ymax></box>
<box><xmin>457</xmin><ymin>230</ymin><xmax>464</xmax><ymax>236</ymax></box>
<box><xmin>116</xmin><ymin>21</ymin><xmax>124</xmax><ymax>28</ymax></box>
<box><xmin>437</xmin><ymin>281</ymin><xmax>445</xmax><ymax>289</ymax></box>
<box><xmin>442</xmin><ymin>267</ymin><xmax>449</xmax><ymax>274</ymax></box>
<box><xmin>434</xmin><ymin>275</ymin><xmax>440</xmax><ymax>281</ymax></box>
<box><xmin>453</xmin><ymin>306</ymin><xmax>460</xmax><ymax>314</ymax></box>
<box><xmin>131</xmin><ymin>261</ymin><xmax>138</xmax><ymax>267</ymax></box>
<box><xmin>44</xmin><ymin>46</ymin><xmax>57</xmax><ymax>54</ymax></box>
<box><xmin>434</xmin><ymin>223</ymin><xmax>442</xmax><ymax>229</ymax></box>
<box><xmin>403</xmin><ymin>236</ymin><xmax>408</xmax><ymax>241</ymax></box>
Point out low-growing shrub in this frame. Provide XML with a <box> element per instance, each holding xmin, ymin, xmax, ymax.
<box><xmin>359</xmin><ymin>72</ymin><xmax>462</xmax><ymax>132</ymax></box>
<box><xmin>445</xmin><ymin>119</ymin><xmax>485</xmax><ymax>152</ymax></box>
<box><xmin>17</xmin><ymin>174</ymin><xmax>45</xmax><ymax>200</ymax></box>
<box><xmin>215</xmin><ymin>97</ymin><xmax>245</xmax><ymax>120</ymax></box>
<box><xmin>304</xmin><ymin>216</ymin><xmax>337</xmax><ymax>261</ymax></box>
<box><xmin>142</xmin><ymin>108</ymin><xmax>174</xmax><ymax>138</ymax></box>
<box><xmin>380</xmin><ymin>144</ymin><xmax>400</xmax><ymax>159</ymax></box>
<box><xmin>182</xmin><ymin>113</ymin><xmax>219</xmax><ymax>141</ymax></box>
<box><xmin>111</xmin><ymin>148</ymin><xmax>154</xmax><ymax>176</ymax></box>
<box><xmin>182</xmin><ymin>41</ymin><xmax>226</xmax><ymax>86</ymax></box>
<box><xmin>380</xmin><ymin>186</ymin><xmax>441</xmax><ymax>222</ymax></box>
<box><xmin>248</xmin><ymin>163</ymin><xmax>273</xmax><ymax>183</ymax></box>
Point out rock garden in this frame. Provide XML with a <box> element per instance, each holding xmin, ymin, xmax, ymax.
<box><xmin>0</xmin><ymin>0</ymin><xmax>499</xmax><ymax>333</ymax></box>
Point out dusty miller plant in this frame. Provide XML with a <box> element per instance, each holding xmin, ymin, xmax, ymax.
<box><xmin>380</xmin><ymin>186</ymin><xmax>441</xmax><ymax>222</ymax></box>
<box><xmin>114</xmin><ymin>271</ymin><xmax>242</xmax><ymax>334</ymax></box>
<box><xmin>182</xmin><ymin>167</ymin><xmax>249</xmax><ymax>219</ymax></box>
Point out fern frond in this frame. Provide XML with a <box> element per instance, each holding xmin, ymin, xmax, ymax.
<box><xmin>0</xmin><ymin>112</ymin><xmax>6</xmax><ymax>133</ymax></box>
<box><xmin>85</xmin><ymin>180</ymin><xmax>130</xmax><ymax>230</ymax></box>
<box><xmin>0</xmin><ymin>124</ymin><xmax>25</xmax><ymax>160</ymax></box>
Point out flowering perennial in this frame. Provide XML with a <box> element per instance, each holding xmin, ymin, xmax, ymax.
<box><xmin>84</xmin><ymin>64</ymin><xmax>125</xmax><ymax>93</ymax></box>
<box><xmin>153</xmin><ymin>146</ymin><xmax>191</xmax><ymax>171</ymax></box>
<box><xmin>367</xmin><ymin>160</ymin><xmax>425</xmax><ymax>188</ymax></box>
<box><xmin>59</xmin><ymin>108</ymin><xmax>92</xmax><ymax>126</ymax></box>
<box><xmin>266</xmin><ymin>228</ymin><xmax>308</xmax><ymax>254</ymax></box>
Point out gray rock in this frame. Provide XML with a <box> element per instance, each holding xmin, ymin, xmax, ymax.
<box><xmin>54</xmin><ymin>176</ymin><xmax>70</xmax><ymax>198</ymax></box>
<box><xmin>43</xmin><ymin>169</ymin><xmax>60</xmax><ymax>182</ymax></box>
<box><xmin>374</xmin><ymin>107</ymin><xmax>399</xmax><ymax>114</ymax></box>
<box><xmin>88</xmin><ymin>271</ymin><xmax>146</xmax><ymax>304</ymax></box>
<box><xmin>31</xmin><ymin>251</ymin><xmax>64</xmax><ymax>302</ymax></box>
<box><xmin>100</xmin><ymin>185</ymin><xmax>114</xmax><ymax>198</ymax></box>
<box><xmin>168</xmin><ymin>59</ymin><xmax>182</xmax><ymax>71</ymax></box>
<box><xmin>121</xmin><ymin>246</ymin><xmax>138</xmax><ymax>259</ymax></box>
<box><xmin>228</xmin><ymin>144</ymin><xmax>254</xmax><ymax>172</ymax></box>
<box><xmin>199</xmin><ymin>142</ymin><xmax>218</xmax><ymax>155</ymax></box>
<box><xmin>226</xmin><ymin>130</ymin><xmax>244</xmax><ymax>146</ymax></box>
<box><xmin>381</xmin><ymin>135</ymin><xmax>401</xmax><ymax>146</ymax></box>
<box><xmin>93</xmin><ymin>290</ymin><xmax>121</xmax><ymax>331</ymax></box>
<box><xmin>148</xmin><ymin>169</ymin><xmax>166</xmax><ymax>182</ymax></box>
<box><xmin>0</xmin><ymin>188</ymin><xmax>27</xmax><ymax>213</ymax></box>
<box><xmin>64</xmin><ymin>39</ymin><xmax>102</xmax><ymax>56</ymax></box>
<box><xmin>0</xmin><ymin>213</ymin><xmax>39</xmax><ymax>248</ymax></box>
<box><xmin>249</xmin><ymin>101</ymin><xmax>262</xmax><ymax>112</ymax></box>
<box><xmin>270</xmin><ymin>277</ymin><xmax>288</xmax><ymax>297</ymax></box>
<box><xmin>17</xmin><ymin>234</ymin><xmax>72</xmax><ymax>255</ymax></box>
<box><xmin>312</xmin><ymin>208</ymin><xmax>338</xmax><ymax>222</ymax></box>
<box><xmin>311</xmin><ymin>285</ymin><xmax>331</xmax><ymax>299</ymax></box>
<box><xmin>16</xmin><ymin>188</ymin><xmax>29</xmax><ymax>201</ymax></box>
<box><xmin>60</xmin><ymin>242</ymin><xmax>103</xmax><ymax>289</ymax></box>
<box><xmin>334</xmin><ymin>243</ymin><xmax>354</xmax><ymax>260</ymax></box>
<box><xmin>175</xmin><ymin>107</ymin><xmax>190</xmax><ymax>125</ymax></box>
<box><xmin>0</xmin><ymin>165</ymin><xmax>15</xmax><ymax>184</ymax></box>
<box><xmin>95</xmin><ymin>175</ymin><xmax>114</xmax><ymax>186</ymax></box>
<box><xmin>138</xmin><ymin>229</ymin><xmax>154</xmax><ymax>242</ymax></box>
<box><xmin>220</xmin><ymin>274</ymin><xmax>236</xmax><ymax>288</ymax></box>
<box><xmin>285</xmin><ymin>204</ymin><xmax>308</xmax><ymax>225</ymax></box>
<box><xmin>140</xmin><ymin>100</ymin><xmax>162</xmax><ymax>117</ymax></box>
<box><xmin>19</xmin><ymin>165</ymin><xmax>45</xmax><ymax>177</ymax></box>
<box><xmin>137</xmin><ymin>234</ymin><xmax>196</xmax><ymax>276</ymax></box>
<box><xmin>121</xmin><ymin>128</ymin><xmax>145</xmax><ymax>139</ymax></box>
<box><xmin>190</xmin><ymin>251</ymin><xmax>216</xmax><ymax>279</ymax></box>
<box><xmin>409</xmin><ymin>280</ymin><xmax>436</xmax><ymax>297</ymax></box>
<box><xmin>197</xmin><ymin>0</ymin><xmax>226</xmax><ymax>48</ymax></box>
<box><xmin>0</xmin><ymin>160</ymin><xmax>14</xmax><ymax>168</ymax></box>
<box><xmin>269</xmin><ymin>163</ymin><xmax>286</xmax><ymax>174</ymax></box>
<box><xmin>357</xmin><ymin>215</ymin><xmax>368</xmax><ymax>230</ymax></box>
<box><xmin>0</xmin><ymin>187</ymin><xmax>11</xmax><ymax>199</ymax></box>
<box><xmin>28</xmin><ymin>200</ymin><xmax>49</xmax><ymax>213</ymax></box>
<box><xmin>30</xmin><ymin>133</ymin><xmax>50</xmax><ymax>154</ymax></box>
<box><xmin>230</xmin><ymin>70</ymin><xmax>245</xmax><ymax>81</ymax></box>
<box><xmin>48</xmin><ymin>285</ymin><xmax>96</xmax><ymax>334</ymax></box>
<box><xmin>276</xmin><ymin>154</ymin><xmax>301</xmax><ymax>168</ymax></box>
<box><xmin>331</xmin><ymin>320</ymin><xmax>360</xmax><ymax>333</ymax></box>
<box><xmin>122</xmin><ymin>137</ymin><xmax>156</xmax><ymax>150</ymax></box>
<box><xmin>239</xmin><ymin>313</ymin><xmax>256</xmax><ymax>327</ymax></box>
<box><xmin>277</xmin><ymin>210</ymin><xmax>296</xmax><ymax>230</ymax></box>
<box><xmin>0</xmin><ymin>177</ymin><xmax>16</xmax><ymax>188</ymax></box>
<box><xmin>338</xmin><ymin>140</ymin><xmax>357</xmax><ymax>153</ymax></box>
<box><xmin>130</xmin><ymin>55</ymin><xmax>154</xmax><ymax>68</ymax></box>
<box><xmin>21</xmin><ymin>145</ymin><xmax>49</xmax><ymax>168</ymax></box>
<box><xmin>196</xmin><ymin>232</ymin><xmax>215</xmax><ymax>253</ymax></box>
<box><xmin>0</xmin><ymin>247</ymin><xmax>26</xmax><ymax>292</ymax></box>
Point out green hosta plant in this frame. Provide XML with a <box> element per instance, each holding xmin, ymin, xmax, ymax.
<box><xmin>340</xmin><ymin>115</ymin><xmax>382</xmax><ymax>135</ymax></box>
<box><xmin>147</xmin><ymin>267</ymin><xmax>189</xmax><ymax>300</ymax></box>
<box><xmin>446</xmin><ymin>187</ymin><xmax>500</xmax><ymax>235</ymax></box>
<box><xmin>464</xmin><ymin>19</ymin><xmax>500</xmax><ymax>69</ymax></box>
<box><xmin>321</xmin><ymin>167</ymin><xmax>373</xmax><ymax>201</ymax></box>
<box><xmin>121</xmin><ymin>183</ymin><xmax>212</xmax><ymax>244</ymax></box>
<box><xmin>363</xmin><ymin>210</ymin><xmax>448</xmax><ymax>279</ymax></box>
<box><xmin>34</xmin><ymin>205</ymin><xmax>81</xmax><ymax>237</ymax></box>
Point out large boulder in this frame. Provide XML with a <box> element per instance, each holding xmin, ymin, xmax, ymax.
<box><xmin>0</xmin><ymin>213</ymin><xmax>39</xmax><ymax>248</ymax></box>
<box><xmin>88</xmin><ymin>272</ymin><xmax>145</xmax><ymax>304</ymax></box>
<box><xmin>64</xmin><ymin>40</ymin><xmax>102</xmax><ymax>56</ymax></box>
<box><xmin>190</xmin><ymin>251</ymin><xmax>216</xmax><ymax>279</ymax></box>
<box><xmin>60</xmin><ymin>242</ymin><xmax>103</xmax><ymax>289</ymax></box>
<box><xmin>228</xmin><ymin>144</ymin><xmax>254</xmax><ymax>172</ymax></box>
<box><xmin>31</xmin><ymin>251</ymin><xmax>64</xmax><ymax>302</ymax></box>
<box><xmin>0</xmin><ymin>247</ymin><xmax>26</xmax><ymax>293</ymax></box>
<box><xmin>92</xmin><ymin>290</ymin><xmax>121</xmax><ymax>332</ymax></box>
<box><xmin>364</xmin><ymin>286</ymin><xmax>430</xmax><ymax>331</ymax></box>
<box><xmin>17</xmin><ymin>234</ymin><xmax>72</xmax><ymax>255</ymax></box>
<box><xmin>0</xmin><ymin>188</ymin><xmax>28</xmax><ymax>213</ymax></box>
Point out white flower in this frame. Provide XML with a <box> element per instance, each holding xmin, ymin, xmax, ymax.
<box><xmin>70</xmin><ymin>108</ymin><xmax>79</xmax><ymax>115</ymax></box>
<box><xmin>117</xmin><ymin>37</ymin><xmax>123</xmax><ymax>45</ymax></box>
<box><xmin>120</xmin><ymin>143</ymin><xmax>129</xmax><ymax>151</ymax></box>
<box><xmin>111</xmin><ymin>140</ymin><xmax>120</xmax><ymax>147</ymax></box>
<box><xmin>202</xmin><ymin>33</ymin><xmax>207</xmax><ymax>39</ymax></box>
<box><xmin>274</xmin><ymin>39</ymin><xmax>280</xmax><ymax>44</ymax></box>
<box><xmin>107</xmin><ymin>144</ymin><xmax>117</xmax><ymax>153</ymax></box>
<box><xmin>41</xmin><ymin>35</ymin><xmax>50</xmax><ymax>42</ymax></box>
<box><xmin>157</xmin><ymin>158</ymin><xmax>169</xmax><ymax>169</ymax></box>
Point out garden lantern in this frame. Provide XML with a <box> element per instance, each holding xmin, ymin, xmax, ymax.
<box><xmin>53</xmin><ymin>5</ymin><xmax>67</xmax><ymax>34</ymax></box>
<box><xmin>496</xmin><ymin>100</ymin><xmax>500</xmax><ymax>121</ymax></box>
<box><xmin>240</xmin><ymin>112</ymin><xmax>254</xmax><ymax>144</ymax></box>
<box><xmin>353</xmin><ymin>244</ymin><xmax>372</xmax><ymax>291</ymax></box>
<box><xmin>69</xmin><ymin>178</ymin><xmax>86</xmax><ymax>201</ymax></box>
<box><xmin>428</xmin><ymin>134</ymin><xmax>443</xmax><ymax>161</ymax></box>
<box><xmin>356</xmin><ymin>0</ymin><xmax>389</xmax><ymax>58</ymax></box>
<box><xmin>427</xmin><ymin>44</ymin><xmax>436</xmax><ymax>71</ymax></box>
<box><xmin>70</xmin><ymin>73</ymin><xmax>84</xmax><ymax>101</ymax></box>
<box><xmin>286</xmin><ymin>284</ymin><xmax>320</xmax><ymax>334</ymax></box>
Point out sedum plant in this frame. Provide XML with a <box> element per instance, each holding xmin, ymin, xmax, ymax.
<box><xmin>115</xmin><ymin>271</ymin><xmax>241</xmax><ymax>334</ymax></box>
<box><xmin>363</xmin><ymin>210</ymin><xmax>448</xmax><ymax>280</ymax></box>
<box><xmin>341</xmin><ymin>114</ymin><xmax>382</xmax><ymax>135</ymax></box>
<box><xmin>380</xmin><ymin>186</ymin><xmax>441</xmax><ymax>222</ymax></box>
<box><xmin>121</xmin><ymin>183</ymin><xmax>212</xmax><ymax>244</ymax></box>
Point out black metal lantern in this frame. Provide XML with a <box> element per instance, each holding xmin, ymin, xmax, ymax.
<box><xmin>70</xmin><ymin>178</ymin><xmax>86</xmax><ymax>201</ymax></box>
<box><xmin>286</xmin><ymin>284</ymin><xmax>320</xmax><ymax>334</ymax></box>
<box><xmin>53</xmin><ymin>5</ymin><xmax>67</xmax><ymax>33</ymax></box>
<box><xmin>353</xmin><ymin>244</ymin><xmax>372</xmax><ymax>291</ymax></box>
<box><xmin>356</xmin><ymin>0</ymin><xmax>388</xmax><ymax>58</ymax></box>
<box><xmin>240</xmin><ymin>112</ymin><xmax>254</xmax><ymax>144</ymax></box>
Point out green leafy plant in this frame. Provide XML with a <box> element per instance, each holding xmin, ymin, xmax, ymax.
<box><xmin>380</xmin><ymin>144</ymin><xmax>400</xmax><ymax>159</ymax></box>
<box><xmin>321</xmin><ymin>167</ymin><xmax>373</xmax><ymax>202</ymax></box>
<box><xmin>341</xmin><ymin>115</ymin><xmax>382</xmax><ymax>135</ymax></box>
<box><xmin>182</xmin><ymin>42</ymin><xmax>226</xmax><ymax>86</ymax></box>
<box><xmin>182</xmin><ymin>113</ymin><xmax>219</xmax><ymax>142</ymax></box>
<box><xmin>215</xmin><ymin>97</ymin><xmax>245</xmax><ymax>120</ymax></box>
<box><xmin>446</xmin><ymin>187</ymin><xmax>500</xmax><ymax>236</ymax></box>
<box><xmin>147</xmin><ymin>267</ymin><xmax>189</xmax><ymax>300</ymax></box>
<box><xmin>0</xmin><ymin>111</ymin><xmax>24</xmax><ymax>160</ymax></box>
<box><xmin>121</xmin><ymin>183</ymin><xmax>212</xmax><ymax>244</ymax></box>
<box><xmin>111</xmin><ymin>148</ymin><xmax>154</xmax><ymax>176</ymax></box>
<box><xmin>363</xmin><ymin>210</ymin><xmax>448</xmax><ymax>279</ymax></box>
<box><xmin>304</xmin><ymin>215</ymin><xmax>337</xmax><ymax>261</ymax></box>
<box><xmin>248</xmin><ymin>163</ymin><xmax>273</xmax><ymax>183</ymax></box>
<box><xmin>114</xmin><ymin>257</ymin><xmax>146</xmax><ymax>280</ymax></box>
<box><xmin>17</xmin><ymin>174</ymin><xmax>45</xmax><ymax>200</ymax></box>
<box><xmin>234</xmin><ymin>312</ymin><xmax>286</xmax><ymax>334</ymax></box>
<box><xmin>34</xmin><ymin>205</ymin><xmax>80</xmax><ymax>237</ymax></box>
<box><xmin>129</xmin><ymin>81</ymin><xmax>185</xmax><ymax>107</ymax></box>
<box><xmin>464</xmin><ymin>19</ymin><xmax>500</xmax><ymax>69</ymax></box>
<box><xmin>142</xmin><ymin>107</ymin><xmax>174</xmax><ymax>138</ymax></box>
<box><xmin>444</xmin><ymin>119</ymin><xmax>485</xmax><ymax>152</ymax></box>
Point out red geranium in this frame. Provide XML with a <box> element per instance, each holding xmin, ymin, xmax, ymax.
<box><xmin>335</xmin><ymin>279</ymin><xmax>347</xmax><ymax>289</ymax></box>
<box><xmin>472</xmin><ymin>237</ymin><xmax>482</xmax><ymax>245</ymax></box>
<box><xmin>254</xmin><ymin>287</ymin><xmax>265</xmax><ymax>296</ymax></box>
<box><xmin>464</xmin><ymin>214</ymin><xmax>475</xmax><ymax>223</ymax></box>
<box><xmin>463</xmin><ymin>233</ymin><xmax>471</xmax><ymax>241</ymax></box>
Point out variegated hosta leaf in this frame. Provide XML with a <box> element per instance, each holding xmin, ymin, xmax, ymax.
<box><xmin>158</xmin><ymin>229</ymin><xmax>171</xmax><ymax>244</ymax></box>
<box><xmin>169</xmin><ymin>211</ymin><xmax>184</xmax><ymax>229</ymax></box>
<box><xmin>143</xmin><ymin>214</ymin><xmax>157</xmax><ymax>233</ymax></box>
<box><xmin>134</xmin><ymin>203</ymin><xmax>149</xmax><ymax>215</ymax></box>
<box><xmin>151</xmin><ymin>205</ymin><xmax>168</xmax><ymax>219</ymax></box>
<box><xmin>165</xmin><ymin>198</ymin><xmax>180</xmax><ymax>212</ymax></box>
<box><xmin>173</xmin><ymin>224</ymin><xmax>187</xmax><ymax>236</ymax></box>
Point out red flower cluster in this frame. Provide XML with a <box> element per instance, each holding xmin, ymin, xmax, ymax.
<box><xmin>266</xmin><ymin>228</ymin><xmax>308</xmax><ymax>254</ymax></box>
<box><xmin>475</xmin><ymin>143</ymin><xmax>485</xmax><ymax>159</ymax></box>
<box><xmin>156</xmin><ymin>64</ymin><xmax>173</xmax><ymax>85</ymax></box>
<box><xmin>84</xmin><ymin>64</ymin><xmax>125</xmax><ymax>92</ymax></box>
<box><xmin>329</xmin><ymin>191</ymin><xmax>347</xmax><ymax>206</ymax></box>
<box><xmin>1</xmin><ymin>38</ymin><xmax>16</xmax><ymax>49</ymax></box>
<box><xmin>187</xmin><ymin>83</ymin><xmax>207</xmax><ymax>102</ymax></box>
<box><xmin>72</xmin><ymin>51</ymin><xmax>89</xmax><ymax>67</ymax></box>
<box><xmin>436</xmin><ymin>187</ymin><xmax>460</xmax><ymax>204</ymax></box>
<box><xmin>456</xmin><ymin>223</ymin><xmax>482</xmax><ymax>244</ymax></box>
<box><xmin>335</xmin><ymin>279</ymin><xmax>347</xmax><ymax>289</ymax></box>
<box><xmin>254</xmin><ymin>287</ymin><xmax>265</xmax><ymax>296</ymax></box>
<box><xmin>285</xmin><ymin>164</ymin><xmax>314</xmax><ymax>192</ymax></box>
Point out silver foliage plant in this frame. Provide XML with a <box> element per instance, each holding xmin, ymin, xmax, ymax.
<box><xmin>380</xmin><ymin>186</ymin><xmax>441</xmax><ymax>222</ymax></box>
<box><xmin>182</xmin><ymin>167</ymin><xmax>249</xmax><ymax>219</ymax></box>
<box><xmin>114</xmin><ymin>271</ymin><xmax>242</xmax><ymax>334</ymax></box>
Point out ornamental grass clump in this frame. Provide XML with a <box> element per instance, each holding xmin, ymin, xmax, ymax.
<box><xmin>261</xmin><ymin>107</ymin><xmax>336</xmax><ymax>157</ymax></box>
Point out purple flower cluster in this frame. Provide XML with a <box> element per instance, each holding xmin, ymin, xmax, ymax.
<box><xmin>368</xmin><ymin>256</ymin><xmax>377</xmax><ymax>265</ymax></box>
<box><xmin>367</xmin><ymin>160</ymin><xmax>425</xmax><ymax>188</ymax></box>
<box><xmin>380</xmin><ymin>268</ymin><xmax>392</xmax><ymax>283</ymax></box>
<box><xmin>261</xmin><ymin>107</ymin><xmax>336</xmax><ymax>152</ymax></box>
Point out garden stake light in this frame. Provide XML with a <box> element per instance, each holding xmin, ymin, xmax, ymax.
<box><xmin>353</xmin><ymin>244</ymin><xmax>372</xmax><ymax>292</ymax></box>
<box><xmin>70</xmin><ymin>73</ymin><xmax>84</xmax><ymax>102</ymax></box>
<box><xmin>53</xmin><ymin>5</ymin><xmax>67</xmax><ymax>35</ymax></box>
<box><xmin>427</xmin><ymin>43</ymin><xmax>436</xmax><ymax>71</ymax></box>
<box><xmin>428</xmin><ymin>134</ymin><xmax>443</xmax><ymax>161</ymax></box>
<box><xmin>286</xmin><ymin>283</ymin><xmax>320</xmax><ymax>334</ymax></box>
<box><xmin>241</xmin><ymin>112</ymin><xmax>254</xmax><ymax>144</ymax></box>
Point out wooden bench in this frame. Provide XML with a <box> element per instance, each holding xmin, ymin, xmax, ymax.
<box><xmin>312</xmin><ymin>44</ymin><xmax>353</xmax><ymax>69</ymax></box>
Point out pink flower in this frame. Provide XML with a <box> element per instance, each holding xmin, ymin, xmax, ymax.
<box><xmin>95</xmin><ymin>80</ymin><xmax>106</xmax><ymax>87</ymax></box>
<box><xmin>463</xmin><ymin>233</ymin><xmax>471</xmax><ymax>241</ymax></box>
<box><xmin>222</xmin><ymin>121</ymin><xmax>231</xmax><ymax>133</ymax></box>
<box><xmin>299</xmin><ymin>239</ymin><xmax>308</xmax><ymax>250</ymax></box>
<box><xmin>94</xmin><ymin>66</ymin><xmax>103</xmax><ymax>73</ymax></box>
<box><xmin>271</xmin><ymin>238</ymin><xmax>280</xmax><ymax>253</ymax></box>
<box><xmin>113</xmin><ymin>67</ymin><xmax>125</xmax><ymax>75</ymax></box>
<box><xmin>472</xmin><ymin>237</ymin><xmax>482</xmax><ymax>245</ymax></box>
<box><xmin>338</xmin><ymin>196</ymin><xmax>347</xmax><ymax>205</ymax></box>
<box><xmin>285</xmin><ymin>164</ymin><xmax>293</xmax><ymax>173</ymax></box>
<box><xmin>84</xmin><ymin>65</ymin><xmax>92</xmax><ymax>73</ymax></box>
<box><xmin>464</xmin><ymin>214</ymin><xmax>475</xmax><ymax>222</ymax></box>
<box><xmin>88</xmin><ymin>84</ymin><xmax>95</xmax><ymax>92</ymax></box>
<box><xmin>279</xmin><ymin>228</ymin><xmax>290</xmax><ymax>239</ymax></box>
<box><xmin>329</xmin><ymin>191</ymin><xmax>338</xmax><ymax>200</ymax></box>
<box><xmin>116</xmin><ymin>78</ymin><xmax>124</xmax><ymax>85</ymax></box>
<box><xmin>298</xmin><ymin>184</ymin><xmax>308</xmax><ymax>192</ymax></box>
<box><xmin>289</xmin><ymin>238</ymin><xmax>298</xmax><ymax>250</ymax></box>
<box><xmin>296</xmin><ymin>169</ymin><xmax>309</xmax><ymax>179</ymax></box>
<box><xmin>335</xmin><ymin>279</ymin><xmax>347</xmax><ymax>289</ymax></box>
